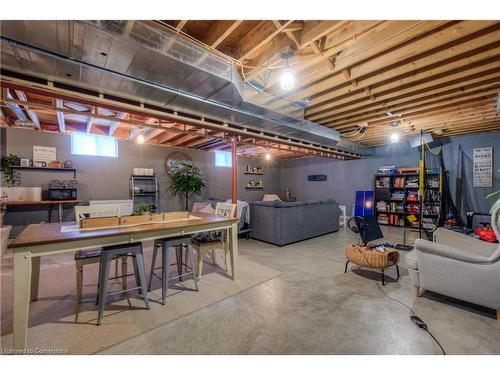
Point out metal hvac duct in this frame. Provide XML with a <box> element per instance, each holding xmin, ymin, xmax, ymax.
<box><xmin>0</xmin><ymin>20</ymin><xmax>368</xmax><ymax>154</ymax></box>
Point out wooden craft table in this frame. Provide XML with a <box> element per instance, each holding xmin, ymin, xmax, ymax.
<box><xmin>4</xmin><ymin>200</ymin><xmax>82</xmax><ymax>223</ymax></box>
<box><xmin>8</xmin><ymin>212</ymin><xmax>239</xmax><ymax>351</ymax></box>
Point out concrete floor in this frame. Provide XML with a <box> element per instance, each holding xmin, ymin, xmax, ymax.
<box><xmin>101</xmin><ymin>227</ymin><xmax>500</xmax><ymax>355</ymax></box>
<box><xmin>2</xmin><ymin>227</ymin><xmax>499</xmax><ymax>354</ymax></box>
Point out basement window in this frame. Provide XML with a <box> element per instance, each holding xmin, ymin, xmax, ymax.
<box><xmin>214</xmin><ymin>151</ymin><xmax>232</xmax><ymax>168</ymax></box>
<box><xmin>71</xmin><ymin>133</ymin><xmax>118</xmax><ymax>157</ymax></box>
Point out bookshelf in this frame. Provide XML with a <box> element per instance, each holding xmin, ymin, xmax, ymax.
<box><xmin>374</xmin><ymin>171</ymin><xmax>442</xmax><ymax>230</ymax></box>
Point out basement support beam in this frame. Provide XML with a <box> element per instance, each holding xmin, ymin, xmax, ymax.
<box><xmin>231</xmin><ymin>136</ymin><xmax>237</xmax><ymax>209</ymax></box>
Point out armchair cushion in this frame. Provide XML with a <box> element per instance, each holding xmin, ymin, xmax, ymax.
<box><xmin>415</xmin><ymin>239</ymin><xmax>493</xmax><ymax>264</ymax></box>
<box><xmin>434</xmin><ymin>228</ymin><xmax>497</xmax><ymax>256</ymax></box>
<box><xmin>405</xmin><ymin>250</ymin><xmax>418</xmax><ymax>270</ymax></box>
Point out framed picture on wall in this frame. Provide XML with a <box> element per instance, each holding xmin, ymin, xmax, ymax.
<box><xmin>473</xmin><ymin>147</ymin><xmax>493</xmax><ymax>188</ymax></box>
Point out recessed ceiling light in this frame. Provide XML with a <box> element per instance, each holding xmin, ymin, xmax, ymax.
<box><xmin>265</xmin><ymin>152</ymin><xmax>272</xmax><ymax>161</ymax></box>
<box><xmin>137</xmin><ymin>134</ymin><xmax>145</xmax><ymax>144</ymax></box>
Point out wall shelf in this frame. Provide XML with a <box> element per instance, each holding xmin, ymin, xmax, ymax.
<box><xmin>12</xmin><ymin>165</ymin><xmax>77</xmax><ymax>179</ymax></box>
<box><xmin>245</xmin><ymin>187</ymin><xmax>264</xmax><ymax>190</ymax></box>
<box><xmin>244</xmin><ymin>172</ymin><xmax>263</xmax><ymax>175</ymax></box>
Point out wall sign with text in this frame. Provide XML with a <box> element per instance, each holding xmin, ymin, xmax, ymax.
<box><xmin>473</xmin><ymin>147</ymin><xmax>493</xmax><ymax>188</ymax></box>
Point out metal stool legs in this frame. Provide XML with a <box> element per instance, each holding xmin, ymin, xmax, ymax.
<box><xmin>148</xmin><ymin>238</ymin><xmax>199</xmax><ymax>305</ymax></box>
<box><xmin>96</xmin><ymin>243</ymin><xmax>150</xmax><ymax>326</ymax></box>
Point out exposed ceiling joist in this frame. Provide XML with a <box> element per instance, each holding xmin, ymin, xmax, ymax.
<box><xmin>236</xmin><ymin>20</ymin><xmax>294</xmax><ymax>61</ymax></box>
<box><xmin>14</xmin><ymin>90</ymin><xmax>41</xmax><ymax>129</ymax></box>
<box><xmin>207</xmin><ymin>20</ymin><xmax>243</xmax><ymax>48</ymax></box>
<box><xmin>55</xmin><ymin>98</ymin><xmax>65</xmax><ymax>133</ymax></box>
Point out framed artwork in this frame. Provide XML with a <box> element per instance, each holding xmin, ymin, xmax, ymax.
<box><xmin>473</xmin><ymin>147</ymin><xmax>493</xmax><ymax>188</ymax></box>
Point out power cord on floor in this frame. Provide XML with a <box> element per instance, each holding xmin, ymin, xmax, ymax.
<box><xmin>376</xmin><ymin>283</ymin><xmax>446</xmax><ymax>355</ymax></box>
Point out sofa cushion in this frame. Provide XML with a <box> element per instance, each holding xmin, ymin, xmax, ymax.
<box><xmin>320</xmin><ymin>198</ymin><xmax>336</xmax><ymax>204</ymax></box>
<box><xmin>406</xmin><ymin>250</ymin><xmax>418</xmax><ymax>270</ymax></box>
<box><xmin>252</xmin><ymin>200</ymin><xmax>276</xmax><ymax>207</ymax></box>
<box><xmin>275</xmin><ymin>201</ymin><xmax>304</xmax><ymax>208</ymax></box>
<box><xmin>304</xmin><ymin>200</ymin><xmax>321</xmax><ymax>205</ymax></box>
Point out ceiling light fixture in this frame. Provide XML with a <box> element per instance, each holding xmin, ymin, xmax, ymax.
<box><xmin>280</xmin><ymin>48</ymin><xmax>295</xmax><ymax>91</ymax></box>
<box><xmin>137</xmin><ymin>134</ymin><xmax>145</xmax><ymax>144</ymax></box>
<box><xmin>265</xmin><ymin>152</ymin><xmax>272</xmax><ymax>161</ymax></box>
<box><xmin>390</xmin><ymin>123</ymin><xmax>400</xmax><ymax>143</ymax></box>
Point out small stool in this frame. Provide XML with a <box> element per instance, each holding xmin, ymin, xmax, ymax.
<box><xmin>96</xmin><ymin>242</ymin><xmax>150</xmax><ymax>325</ymax></box>
<box><xmin>148</xmin><ymin>236</ymin><xmax>198</xmax><ymax>305</ymax></box>
<box><xmin>339</xmin><ymin>205</ymin><xmax>347</xmax><ymax>229</ymax></box>
<box><xmin>75</xmin><ymin>250</ymin><xmax>127</xmax><ymax>303</ymax></box>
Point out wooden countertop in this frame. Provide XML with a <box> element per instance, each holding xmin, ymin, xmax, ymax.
<box><xmin>9</xmin><ymin>213</ymin><xmax>237</xmax><ymax>248</ymax></box>
<box><xmin>4</xmin><ymin>200</ymin><xmax>81</xmax><ymax>206</ymax></box>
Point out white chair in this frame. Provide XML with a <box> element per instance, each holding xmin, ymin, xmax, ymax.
<box><xmin>193</xmin><ymin>203</ymin><xmax>236</xmax><ymax>278</ymax></box>
<box><xmin>339</xmin><ymin>205</ymin><xmax>347</xmax><ymax>229</ymax></box>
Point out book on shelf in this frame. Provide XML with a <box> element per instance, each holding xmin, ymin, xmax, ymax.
<box><xmin>406</xmin><ymin>203</ymin><xmax>420</xmax><ymax>215</ymax></box>
<box><xmin>375</xmin><ymin>176</ymin><xmax>390</xmax><ymax>188</ymax></box>
<box><xmin>405</xmin><ymin>175</ymin><xmax>419</xmax><ymax>188</ymax></box>
<box><xmin>391</xmin><ymin>191</ymin><xmax>405</xmax><ymax>200</ymax></box>
<box><xmin>377</xmin><ymin>213</ymin><xmax>389</xmax><ymax>225</ymax></box>
<box><xmin>406</xmin><ymin>192</ymin><xmax>419</xmax><ymax>201</ymax></box>
<box><xmin>376</xmin><ymin>201</ymin><xmax>389</xmax><ymax>212</ymax></box>
<box><xmin>392</xmin><ymin>176</ymin><xmax>405</xmax><ymax>188</ymax></box>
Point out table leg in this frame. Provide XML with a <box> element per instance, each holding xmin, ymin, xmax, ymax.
<box><xmin>58</xmin><ymin>203</ymin><xmax>63</xmax><ymax>222</ymax></box>
<box><xmin>13</xmin><ymin>248</ymin><xmax>32</xmax><ymax>351</ymax></box>
<box><xmin>48</xmin><ymin>205</ymin><xmax>53</xmax><ymax>223</ymax></box>
<box><xmin>30</xmin><ymin>257</ymin><xmax>41</xmax><ymax>302</ymax></box>
<box><xmin>228</xmin><ymin>223</ymin><xmax>238</xmax><ymax>281</ymax></box>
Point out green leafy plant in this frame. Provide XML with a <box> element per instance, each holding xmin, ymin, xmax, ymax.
<box><xmin>169</xmin><ymin>162</ymin><xmax>206</xmax><ymax>210</ymax></box>
<box><xmin>133</xmin><ymin>203</ymin><xmax>153</xmax><ymax>216</ymax></box>
<box><xmin>1</xmin><ymin>154</ymin><xmax>21</xmax><ymax>187</ymax></box>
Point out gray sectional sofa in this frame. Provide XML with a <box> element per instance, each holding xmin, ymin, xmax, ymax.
<box><xmin>250</xmin><ymin>199</ymin><xmax>340</xmax><ymax>246</ymax></box>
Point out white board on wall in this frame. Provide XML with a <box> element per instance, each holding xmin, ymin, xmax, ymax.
<box><xmin>473</xmin><ymin>147</ymin><xmax>493</xmax><ymax>188</ymax></box>
<box><xmin>33</xmin><ymin>146</ymin><xmax>56</xmax><ymax>164</ymax></box>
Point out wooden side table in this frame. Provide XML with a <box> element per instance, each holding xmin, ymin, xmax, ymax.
<box><xmin>344</xmin><ymin>244</ymin><xmax>400</xmax><ymax>285</ymax></box>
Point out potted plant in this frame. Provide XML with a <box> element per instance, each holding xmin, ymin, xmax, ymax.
<box><xmin>169</xmin><ymin>162</ymin><xmax>206</xmax><ymax>211</ymax></box>
<box><xmin>1</xmin><ymin>154</ymin><xmax>21</xmax><ymax>187</ymax></box>
<box><xmin>133</xmin><ymin>203</ymin><xmax>154</xmax><ymax>216</ymax></box>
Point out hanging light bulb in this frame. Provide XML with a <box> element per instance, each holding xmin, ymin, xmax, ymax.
<box><xmin>137</xmin><ymin>134</ymin><xmax>145</xmax><ymax>144</ymax></box>
<box><xmin>280</xmin><ymin>68</ymin><xmax>295</xmax><ymax>90</ymax></box>
<box><xmin>390</xmin><ymin>131</ymin><xmax>399</xmax><ymax>143</ymax></box>
<box><xmin>390</xmin><ymin>123</ymin><xmax>400</xmax><ymax>143</ymax></box>
<box><xmin>265</xmin><ymin>152</ymin><xmax>272</xmax><ymax>161</ymax></box>
<box><xmin>280</xmin><ymin>48</ymin><xmax>295</xmax><ymax>91</ymax></box>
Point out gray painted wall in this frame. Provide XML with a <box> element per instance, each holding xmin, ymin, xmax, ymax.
<box><xmin>2</xmin><ymin>128</ymin><xmax>281</xmax><ymax>235</ymax></box>
<box><xmin>3</xmin><ymin>127</ymin><xmax>498</xmax><ymax>235</ymax></box>
<box><xmin>281</xmin><ymin>131</ymin><xmax>500</xmax><ymax>218</ymax></box>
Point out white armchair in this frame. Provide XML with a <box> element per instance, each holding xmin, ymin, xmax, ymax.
<box><xmin>406</xmin><ymin>202</ymin><xmax>500</xmax><ymax>321</ymax></box>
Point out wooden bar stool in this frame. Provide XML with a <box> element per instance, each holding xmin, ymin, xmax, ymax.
<box><xmin>148</xmin><ymin>235</ymin><xmax>198</xmax><ymax>305</ymax></box>
<box><xmin>74</xmin><ymin>250</ymin><xmax>127</xmax><ymax>303</ymax></box>
<box><xmin>96</xmin><ymin>242</ymin><xmax>150</xmax><ymax>325</ymax></box>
